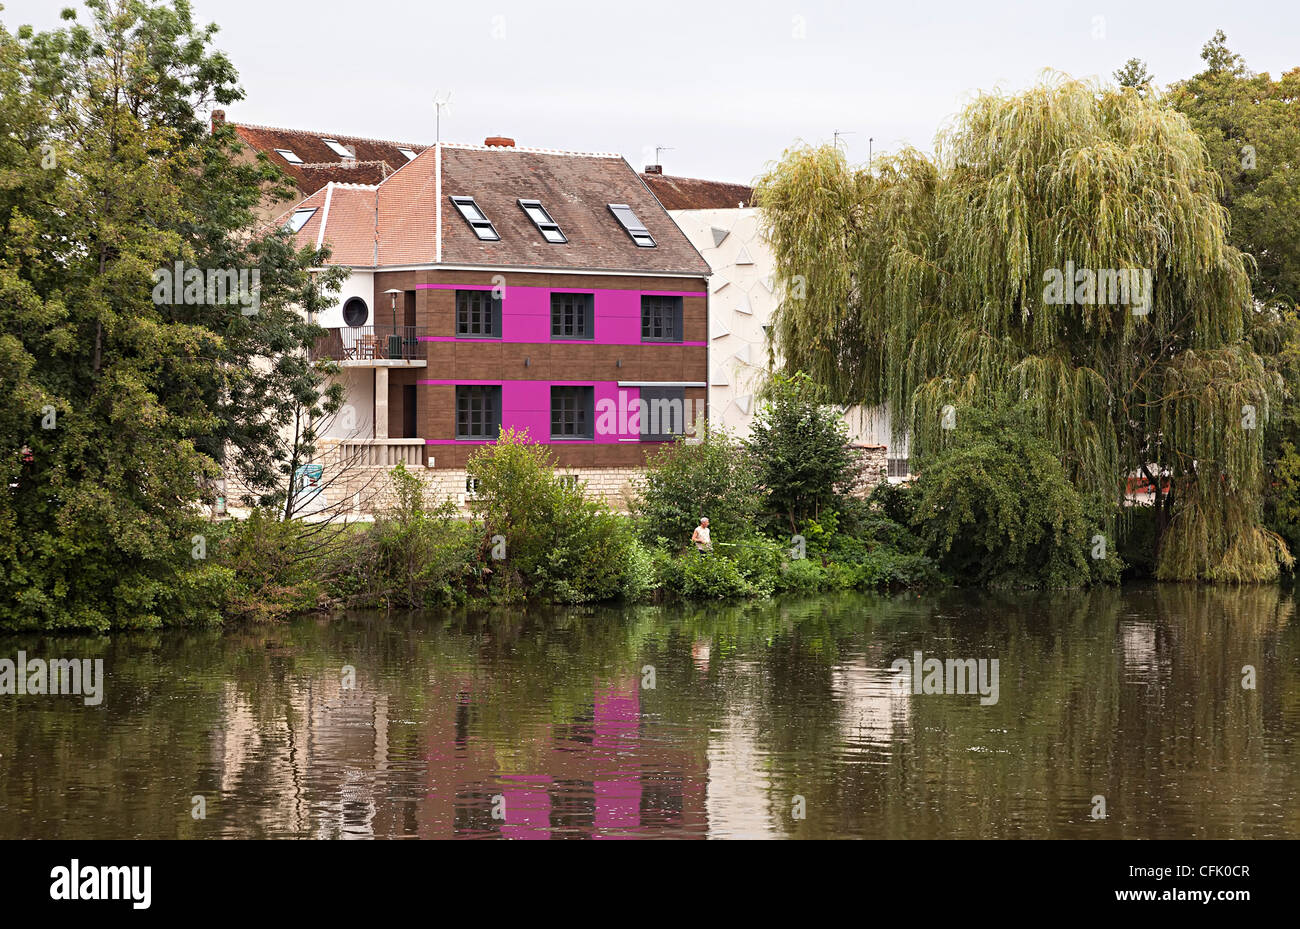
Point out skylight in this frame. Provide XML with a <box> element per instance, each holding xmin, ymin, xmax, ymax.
<box><xmin>609</xmin><ymin>203</ymin><xmax>656</xmax><ymax>247</ymax></box>
<box><xmin>397</xmin><ymin>148</ymin><xmax>418</xmax><ymax>161</ymax></box>
<box><xmin>275</xmin><ymin>148</ymin><xmax>303</xmax><ymax>165</ymax></box>
<box><xmin>285</xmin><ymin>208</ymin><xmax>317</xmax><ymax>234</ymax></box>
<box><xmin>450</xmin><ymin>196</ymin><xmax>500</xmax><ymax>241</ymax></box>
<box><xmin>321</xmin><ymin>138</ymin><xmax>354</xmax><ymax>159</ymax></box>
<box><xmin>518</xmin><ymin>199</ymin><xmax>567</xmax><ymax>244</ymax></box>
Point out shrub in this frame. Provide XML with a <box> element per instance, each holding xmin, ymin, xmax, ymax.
<box><xmin>467</xmin><ymin>430</ymin><xmax>639</xmax><ymax>603</ymax></box>
<box><xmin>910</xmin><ymin>405</ymin><xmax>1120</xmax><ymax>588</ymax></box>
<box><xmin>219</xmin><ymin>509</ymin><xmax>329</xmax><ymax>622</ymax></box>
<box><xmin>633</xmin><ymin>429</ymin><xmax>762</xmax><ymax>548</ymax></box>
<box><xmin>334</xmin><ymin>463</ymin><xmax>479</xmax><ymax>608</ymax></box>
<box><xmin>747</xmin><ymin>371</ymin><xmax>864</xmax><ymax>533</ymax></box>
<box><xmin>680</xmin><ymin>552</ymin><xmax>751</xmax><ymax>599</ymax></box>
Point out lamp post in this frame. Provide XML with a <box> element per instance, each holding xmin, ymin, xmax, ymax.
<box><xmin>384</xmin><ymin>288</ymin><xmax>403</xmax><ymax>359</ymax></box>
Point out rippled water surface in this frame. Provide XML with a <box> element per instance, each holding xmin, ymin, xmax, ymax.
<box><xmin>2</xmin><ymin>585</ymin><xmax>1298</xmax><ymax>838</ymax></box>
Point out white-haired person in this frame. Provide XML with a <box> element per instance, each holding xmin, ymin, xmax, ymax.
<box><xmin>691</xmin><ymin>517</ymin><xmax>712</xmax><ymax>556</ymax></box>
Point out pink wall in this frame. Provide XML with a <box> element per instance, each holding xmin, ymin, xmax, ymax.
<box><xmin>416</xmin><ymin>282</ymin><xmax>705</xmax><ymax>346</ymax></box>
<box><xmin>419</xmin><ymin>382</ymin><xmax>643</xmax><ymax>445</ymax></box>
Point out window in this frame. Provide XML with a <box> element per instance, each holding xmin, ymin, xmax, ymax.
<box><xmin>609</xmin><ymin>203</ymin><xmax>655</xmax><ymax>247</ymax></box>
<box><xmin>550</xmin><ymin>293</ymin><xmax>594</xmax><ymax>340</ymax></box>
<box><xmin>465</xmin><ymin>475</ymin><xmax>481</xmax><ymax>495</ymax></box>
<box><xmin>518</xmin><ymin>199</ymin><xmax>566</xmax><ymax>243</ymax></box>
<box><xmin>887</xmin><ymin>457</ymin><xmax>911</xmax><ymax>479</ymax></box>
<box><xmin>397</xmin><ymin>147</ymin><xmax>418</xmax><ymax>161</ymax></box>
<box><xmin>641</xmin><ymin>295</ymin><xmax>683</xmax><ymax>342</ymax></box>
<box><xmin>274</xmin><ymin>148</ymin><xmax>303</xmax><ymax>165</ymax></box>
<box><xmin>450</xmin><ymin>196</ymin><xmax>500</xmax><ymax>241</ymax></box>
<box><xmin>640</xmin><ymin>387</ymin><xmax>686</xmax><ymax>441</ymax></box>
<box><xmin>551</xmin><ymin>386</ymin><xmax>594</xmax><ymax>440</ymax></box>
<box><xmin>558</xmin><ymin>474</ymin><xmax>580</xmax><ymax>489</ymax></box>
<box><xmin>456</xmin><ymin>290</ymin><xmax>502</xmax><ymax>338</ymax></box>
<box><xmin>456</xmin><ymin>387</ymin><xmax>501</xmax><ymax>440</ymax></box>
<box><xmin>321</xmin><ymin>138</ymin><xmax>354</xmax><ymax>159</ymax></box>
<box><xmin>285</xmin><ymin>208</ymin><xmax>317</xmax><ymax>233</ymax></box>
<box><xmin>342</xmin><ymin>297</ymin><xmax>369</xmax><ymax>328</ymax></box>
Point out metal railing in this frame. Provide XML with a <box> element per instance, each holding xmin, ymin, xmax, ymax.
<box><xmin>310</xmin><ymin>325</ymin><xmax>426</xmax><ymax>362</ymax></box>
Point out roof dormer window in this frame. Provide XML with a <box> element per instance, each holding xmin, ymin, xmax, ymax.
<box><xmin>274</xmin><ymin>148</ymin><xmax>303</xmax><ymax>164</ymax></box>
<box><xmin>518</xmin><ymin>199</ymin><xmax>567</xmax><ymax>244</ymax></box>
<box><xmin>285</xmin><ymin>208</ymin><xmax>317</xmax><ymax>233</ymax></box>
<box><xmin>609</xmin><ymin>203</ymin><xmax>656</xmax><ymax>247</ymax></box>
<box><xmin>397</xmin><ymin>147</ymin><xmax>418</xmax><ymax>161</ymax></box>
<box><xmin>450</xmin><ymin>196</ymin><xmax>500</xmax><ymax>241</ymax></box>
<box><xmin>322</xmin><ymin>138</ymin><xmax>354</xmax><ymax>159</ymax></box>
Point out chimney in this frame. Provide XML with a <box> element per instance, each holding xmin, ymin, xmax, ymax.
<box><xmin>484</xmin><ymin>136</ymin><xmax>516</xmax><ymax>147</ymax></box>
<box><xmin>644</xmin><ymin>164</ymin><xmax>662</xmax><ymax>174</ymax></box>
<box><xmin>211</xmin><ymin>109</ymin><xmax>226</xmax><ymax>133</ymax></box>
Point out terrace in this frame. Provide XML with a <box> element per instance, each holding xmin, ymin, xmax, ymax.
<box><xmin>309</xmin><ymin>324</ymin><xmax>428</xmax><ymax>366</ymax></box>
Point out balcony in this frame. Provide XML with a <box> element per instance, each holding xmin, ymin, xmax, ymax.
<box><xmin>333</xmin><ymin>438</ymin><xmax>426</xmax><ymax>468</ymax></box>
<box><xmin>310</xmin><ymin>325</ymin><xmax>427</xmax><ymax>365</ymax></box>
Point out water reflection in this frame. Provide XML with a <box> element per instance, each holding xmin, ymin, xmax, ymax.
<box><xmin>0</xmin><ymin>585</ymin><xmax>1297</xmax><ymax>839</ymax></box>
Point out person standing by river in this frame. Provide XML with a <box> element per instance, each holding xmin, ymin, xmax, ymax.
<box><xmin>691</xmin><ymin>517</ymin><xmax>712</xmax><ymax>555</ymax></box>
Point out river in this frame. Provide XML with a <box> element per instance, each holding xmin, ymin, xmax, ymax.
<box><xmin>1</xmin><ymin>585</ymin><xmax>1297</xmax><ymax>838</ymax></box>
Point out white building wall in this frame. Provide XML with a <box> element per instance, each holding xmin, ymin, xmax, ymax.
<box><xmin>318</xmin><ymin>270</ymin><xmax>374</xmax><ymax>328</ymax></box>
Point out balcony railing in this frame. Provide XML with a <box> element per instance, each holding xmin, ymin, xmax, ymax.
<box><xmin>334</xmin><ymin>438</ymin><xmax>425</xmax><ymax>468</ymax></box>
<box><xmin>311</xmin><ymin>325</ymin><xmax>426</xmax><ymax>362</ymax></box>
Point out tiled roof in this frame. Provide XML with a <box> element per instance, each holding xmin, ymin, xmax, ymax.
<box><xmin>640</xmin><ymin>173</ymin><xmax>755</xmax><ymax>210</ymax></box>
<box><xmin>230</xmin><ymin>121</ymin><xmax>427</xmax><ymax>197</ymax></box>
<box><xmin>273</xmin><ymin>142</ymin><xmax>711</xmax><ymax>276</ymax></box>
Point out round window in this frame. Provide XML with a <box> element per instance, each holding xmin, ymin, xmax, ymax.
<box><xmin>342</xmin><ymin>296</ymin><xmax>369</xmax><ymax>328</ymax></box>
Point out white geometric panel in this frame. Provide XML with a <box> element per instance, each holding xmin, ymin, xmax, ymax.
<box><xmin>711</xmin><ymin>274</ymin><xmax>730</xmax><ymax>293</ymax></box>
<box><xmin>733</xmin><ymin>343</ymin><xmax>752</xmax><ymax>365</ymax></box>
<box><xmin>736</xmin><ymin>394</ymin><xmax>753</xmax><ymax>416</ymax></box>
<box><xmin>735</xmin><ymin>246</ymin><xmax>754</xmax><ymax>265</ymax></box>
<box><xmin>760</xmin><ymin>275</ymin><xmax>774</xmax><ymax>293</ymax></box>
<box><xmin>712</xmin><ymin>316</ymin><xmax>731</xmax><ymax>339</ymax></box>
<box><xmin>712</xmin><ymin>366</ymin><xmax>731</xmax><ymax>386</ymax></box>
<box><xmin>734</xmin><ymin>294</ymin><xmax>753</xmax><ymax>316</ymax></box>
<box><xmin>711</xmin><ymin>227</ymin><xmax>730</xmax><ymax>248</ymax></box>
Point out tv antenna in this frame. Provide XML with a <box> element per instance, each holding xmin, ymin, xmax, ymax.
<box><xmin>832</xmin><ymin>129</ymin><xmax>854</xmax><ymax>150</ymax></box>
<box><xmin>655</xmin><ymin>145</ymin><xmax>675</xmax><ymax>167</ymax></box>
<box><xmin>433</xmin><ymin>90</ymin><xmax>454</xmax><ymax>144</ymax></box>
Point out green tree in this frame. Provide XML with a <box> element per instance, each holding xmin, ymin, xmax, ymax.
<box><xmin>756</xmin><ymin>75</ymin><xmax>1290</xmax><ymax>581</ymax></box>
<box><xmin>747</xmin><ymin>371</ymin><xmax>861</xmax><ymax>533</ymax></box>
<box><xmin>1169</xmin><ymin>31</ymin><xmax>1300</xmax><ymax>307</ymax></box>
<box><xmin>1113</xmin><ymin>57</ymin><xmax>1154</xmax><ymax>89</ymax></box>
<box><xmin>1168</xmin><ymin>32</ymin><xmax>1300</xmax><ymax>569</ymax></box>
<box><xmin>0</xmin><ymin>0</ymin><xmax>339</xmax><ymax>629</ymax></box>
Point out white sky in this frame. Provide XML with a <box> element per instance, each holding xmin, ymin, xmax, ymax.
<box><xmin>3</xmin><ymin>0</ymin><xmax>1298</xmax><ymax>184</ymax></box>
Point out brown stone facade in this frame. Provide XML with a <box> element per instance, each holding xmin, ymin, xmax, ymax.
<box><xmin>367</xmin><ymin>268</ymin><xmax>709</xmax><ymax>470</ymax></box>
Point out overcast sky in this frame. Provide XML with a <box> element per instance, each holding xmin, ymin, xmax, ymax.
<box><xmin>3</xmin><ymin>0</ymin><xmax>1298</xmax><ymax>184</ymax></box>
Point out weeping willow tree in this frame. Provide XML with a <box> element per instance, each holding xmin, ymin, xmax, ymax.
<box><xmin>756</xmin><ymin>75</ymin><xmax>1291</xmax><ymax>581</ymax></box>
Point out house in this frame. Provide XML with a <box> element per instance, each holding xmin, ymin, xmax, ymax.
<box><xmin>214</xmin><ymin>111</ymin><xmax>429</xmax><ymax>222</ymax></box>
<box><xmin>263</xmin><ymin>135</ymin><xmax>711</xmax><ymax>511</ymax></box>
<box><xmin>641</xmin><ymin>165</ymin><xmax>902</xmax><ymax>482</ymax></box>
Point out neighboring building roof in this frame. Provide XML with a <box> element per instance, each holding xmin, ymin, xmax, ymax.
<box><xmin>273</xmin><ymin>142</ymin><xmax>712</xmax><ymax>276</ymax></box>
<box><xmin>223</xmin><ymin>116</ymin><xmax>428</xmax><ymax>197</ymax></box>
<box><xmin>639</xmin><ymin>172</ymin><xmax>755</xmax><ymax>210</ymax></box>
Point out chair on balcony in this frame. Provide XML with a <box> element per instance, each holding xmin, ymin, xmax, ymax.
<box><xmin>355</xmin><ymin>334</ymin><xmax>379</xmax><ymax>360</ymax></box>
